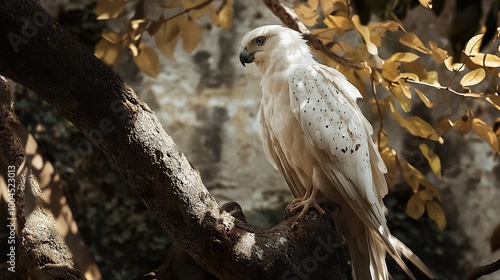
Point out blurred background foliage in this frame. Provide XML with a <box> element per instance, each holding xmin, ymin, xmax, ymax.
<box><xmin>10</xmin><ymin>0</ymin><xmax>499</xmax><ymax>279</ymax></box>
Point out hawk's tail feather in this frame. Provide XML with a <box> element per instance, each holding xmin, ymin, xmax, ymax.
<box><xmin>388</xmin><ymin>235</ymin><xmax>434</xmax><ymax>279</ymax></box>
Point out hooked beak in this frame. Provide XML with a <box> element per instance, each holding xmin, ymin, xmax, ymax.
<box><xmin>239</xmin><ymin>49</ymin><xmax>255</xmax><ymax>67</ymax></box>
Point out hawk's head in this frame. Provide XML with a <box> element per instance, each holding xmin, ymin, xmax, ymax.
<box><xmin>239</xmin><ymin>25</ymin><xmax>310</xmax><ymax>71</ymax></box>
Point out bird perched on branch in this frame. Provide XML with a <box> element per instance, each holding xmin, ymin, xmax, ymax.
<box><xmin>239</xmin><ymin>25</ymin><xmax>433</xmax><ymax>280</ymax></box>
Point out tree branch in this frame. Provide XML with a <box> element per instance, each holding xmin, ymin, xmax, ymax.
<box><xmin>464</xmin><ymin>258</ymin><xmax>500</xmax><ymax>280</ymax></box>
<box><xmin>0</xmin><ymin>77</ymin><xmax>84</xmax><ymax>279</ymax></box>
<box><xmin>0</xmin><ymin>1</ymin><xmax>349</xmax><ymax>279</ymax></box>
<box><xmin>262</xmin><ymin>0</ymin><xmax>364</xmax><ymax>70</ymax></box>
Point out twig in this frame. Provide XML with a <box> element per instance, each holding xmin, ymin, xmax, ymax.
<box><xmin>402</xmin><ymin>78</ymin><xmax>485</xmax><ymax>97</ymax></box>
<box><xmin>262</xmin><ymin>0</ymin><xmax>364</xmax><ymax>70</ymax></box>
<box><xmin>464</xmin><ymin>258</ymin><xmax>500</xmax><ymax>280</ymax></box>
<box><xmin>371</xmin><ymin>79</ymin><xmax>384</xmax><ymax>150</ymax></box>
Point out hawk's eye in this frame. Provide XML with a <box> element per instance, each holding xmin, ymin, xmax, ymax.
<box><xmin>255</xmin><ymin>36</ymin><xmax>266</xmax><ymax>46</ymax></box>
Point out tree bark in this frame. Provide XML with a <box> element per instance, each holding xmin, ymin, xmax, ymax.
<box><xmin>0</xmin><ymin>1</ymin><xmax>350</xmax><ymax>279</ymax></box>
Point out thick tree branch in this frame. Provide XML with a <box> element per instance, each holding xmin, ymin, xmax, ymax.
<box><xmin>0</xmin><ymin>1</ymin><xmax>349</xmax><ymax>279</ymax></box>
<box><xmin>0</xmin><ymin>77</ymin><xmax>84</xmax><ymax>279</ymax></box>
<box><xmin>262</xmin><ymin>0</ymin><xmax>363</xmax><ymax>70</ymax></box>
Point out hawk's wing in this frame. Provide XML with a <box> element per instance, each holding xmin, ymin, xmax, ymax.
<box><xmin>288</xmin><ymin>63</ymin><xmax>389</xmax><ymax>233</ymax></box>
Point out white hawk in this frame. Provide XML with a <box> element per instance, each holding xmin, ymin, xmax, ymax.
<box><xmin>239</xmin><ymin>25</ymin><xmax>433</xmax><ymax>280</ymax></box>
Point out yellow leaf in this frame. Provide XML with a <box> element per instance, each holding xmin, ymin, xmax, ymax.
<box><xmin>381</xmin><ymin>62</ymin><xmax>401</xmax><ymax>82</ymax></box>
<box><xmin>472</xmin><ymin>118</ymin><xmax>500</xmax><ymax>152</ymax></box>
<box><xmin>294</xmin><ymin>1</ymin><xmax>319</xmax><ymax>26</ymax></box>
<box><xmin>319</xmin><ymin>0</ymin><xmax>335</xmax><ymax>15</ymax></box>
<box><xmin>444</xmin><ymin>56</ymin><xmax>465</xmax><ymax>72</ymax></box>
<box><xmin>407</xmin><ymin>194</ymin><xmax>425</xmax><ymax>220</ymax></box>
<box><xmin>399</xmin><ymin>80</ymin><xmax>412</xmax><ymax>99</ymax></box>
<box><xmin>102</xmin><ymin>31</ymin><xmax>124</xmax><ymax>44</ymax></box>
<box><xmin>401</xmin><ymin>72</ymin><xmax>420</xmax><ymax>82</ymax></box>
<box><xmin>418</xmin><ymin>0</ymin><xmax>433</xmax><ymax>9</ymax></box>
<box><xmin>429</xmin><ymin>41</ymin><xmax>447</xmax><ymax>63</ymax></box>
<box><xmin>469</xmin><ymin>53</ymin><xmax>500</xmax><ymax>67</ymax></box>
<box><xmin>324</xmin><ymin>15</ymin><xmax>354</xmax><ymax>30</ymax></box>
<box><xmin>460</xmin><ymin>68</ymin><xmax>486</xmax><ymax>87</ymax></box>
<box><xmin>94</xmin><ymin>38</ymin><xmax>123</xmax><ymax>66</ymax></box>
<box><xmin>400</xmin><ymin>160</ymin><xmax>426</xmax><ymax>192</ymax></box>
<box><xmin>414</xmin><ymin>87</ymin><xmax>433</xmax><ymax>108</ymax></box>
<box><xmin>380</xmin><ymin>147</ymin><xmax>398</xmax><ymax>188</ymax></box>
<box><xmin>400</xmin><ymin>33</ymin><xmax>429</xmax><ymax>54</ymax></box>
<box><xmin>352</xmin><ymin>15</ymin><xmax>378</xmax><ymax>56</ymax></box>
<box><xmin>389</xmin><ymin>84</ymin><xmax>411</xmax><ymax>112</ymax></box>
<box><xmin>464</xmin><ymin>34</ymin><xmax>483</xmax><ymax>55</ymax></box>
<box><xmin>422</xmin><ymin>70</ymin><xmax>440</xmax><ymax>86</ymax></box>
<box><xmin>182</xmin><ymin>0</ymin><xmax>207</xmax><ymax>9</ymax></box>
<box><xmin>180</xmin><ymin>16</ymin><xmax>201</xmax><ymax>53</ymax></box>
<box><xmin>133</xmin><ymin>44</ymin><xmax>160</xmax><ymax>77</ymax></box>
<box><xmin>434</xmin><ymin>118</ymin><xmax>452</xmax><ymax>137</ymax></box>
<box><xmin>388</xmin><ymin>99</ymin><xmax>442</xmax><ymax>141</ymax></box>
<box><xmin>95</xmin><ymin>0</ymin><xmax>125</xmax><ymax>20</ymax></box>
<box><xmin>388</xmin><ymin>52</ymin><xmax>420</xmax><ymax>63</ymax></box>
<box><xmin>486</xmin><ymin>94</ymin><xmax>500</xmax><ymax>110</ymax></box>
<box><xmin>491</xmin><ymin>222</ymin><xmax>500</xmax><ymax>253</ymax></box>
<box><xmin>154</xmin><ymin>17</ymin><xmax>181</xmax><ymax>60</ymax></box>
<box><xmin>419</xmin><ymin>143</ymin><xmax>442</xmax><ymax>179</ymax></box>
<box><xmin>217</xmin><ymin>0</ymin><xmax>233</xmax><ymax>28</ymax></box>
<box><xmin>453</xmin><ymin>109</ymin><xmax>473</xmax><ymax>134</ymax></box>
<box><xmin>426</xmin><ymin>201</ymin><xmax>446</xmax><ymax>230</ymax></box>
<box><xmin>417</xmin><ymin>189</ymin><xmax>434</xmax><ymax>201</ymax></box>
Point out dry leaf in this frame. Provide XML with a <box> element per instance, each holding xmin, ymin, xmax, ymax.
<box><xmin>94</xmin><ymin>38</ymin><xmax>123</xmax><ymax>66</ymax></box>
<box><xmin>472</xmin><ymin>118</ymin><xmax>500</xmax><ymax>152</ymax></box>
<box><xmin>414</xmin><ymin>87</ymin><xmax>433</xmax><ymax>108</ymax></box>
<box><xmin>418</xmin><ymin>0</ymin><xmax>433</xmax><ymax>9</ymax></box>
<box><xmin>486</xmin><ymin>94</ymin><xmax>500</xmax><ymax>110</ymax></box>
<box><xmin>180</xmin><ymin>16</ymin><xmax>201</xmax><ymax>53</ymax></box>
<box><xmin>429</xmin><ymin>41</ymin><xmax>447</xmax><ymax>63</ymax></box>
<box><xmin>427</xmin><ymin>201</ymin><xmax>446</xmax><ymax>230</ymax></box>
<box><xmin>380</xmin><ymin>147</ymin><xmax>398</xmax><ymax>188</ymax></box>
<box><xmin>294</xmin><ymin>1</ymin><xmax>320</xmax><ymax>26</ymax></box>
<box><xmin>95</xmin><ymin>0</ymin><xmax>125</xmax><ymax>20</ymax></box>
<box><xmin>182</xmin><ymin>0</ymin><xmax>207</xmax><ymax>9</ymax></box>
<box><xmin>464</xmin><ymin>34</ymin><xmax>483</xmax><ymax>55</ymax></box>
<box><xmin>400</xmin><ymin>160</ymin><xmax>427</xmax><ymax>192</ymax></box>
<box><xmin>388</xmin><ymin>52</ymin><xmax>420</xmax><ymax>63</ymax></box>
<box><xmin>319</xmin><ymin>0</ymin><xmax>335</xmax><ymax>15</ymax></box>
<box><xmin>419</xmin><ymin>143</ymin><xmax>442</xmax><ymax>179</ymax></box>
<box><xmin>324</xmin><ymin>15</ymin><xmax>354</xmax><ymax>30</ymax></box>
<box><xmin>417</xmin><ymin>189</ymin><xmax>434</xmax><ymax>201</ymax></box>
<box><xmin>444</xmin><ymin>56</ymin><xmax>465</xmax><ymax>72</ymax></box>
<box><xmin>352</xmin><ymin>15</ymin><xmax>378</xmax><ymax>56</ymax></box>
<box><xmin>453</xmin><ymin>109</ymin><xmax>473</xmax><ymax>134</ymax></box>
<box><xmin>460</xmin><ymin>68</ymin><xmax>486</xmax><ymax>87</ymax></box>
<box><xmin>154</xmin><ymin>17</ymin><xmax>181</xmax><ymax>60</ymax></box>
<box><xmin>469</xmin><ymin>53</ymin><xmax>500</xmax><ymax>67</ymax></box>
<box><xmin>407</xmin><ymin>194</ymin><xmax>425</xmax><ymax>220</ymax></box>
<box><xmin>381</xmin><ymin>62</ymin><xmax>401</xmax><ymax>82</ymax></box>
<box><xmin>389</xmin><ymin>84</ymin><xmax>411</xmax><ymax>112</ymax></box>
<box><xmin>434</xmin><ymin>118</ymin><xmax>452</xmax><ymax>137</ymax></box>
<box><xmin>133</xmin><ymin>43</ymin><xmax>160</xmax><ymax>77</ymax></box>
<box><xmin>217</xmin><ymin>0</ymin><xmax>233</xmax><ymax>28</ymax></box>
<box><xmin>400</xmin><ymin>33</ymin><xmax>429</xmax><ymax>54</ymax></box>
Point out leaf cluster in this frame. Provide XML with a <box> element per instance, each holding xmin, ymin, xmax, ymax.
<box><xmin>292</xmin><ymin>0</ymin><xmax>500</xmax><ymax>230</ymax></box>
<box><xmin>94</xmin><ymin>0</ymin><xmax>234</xmax><ymax>77</ymax></box>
